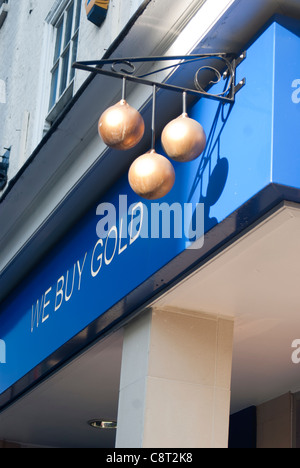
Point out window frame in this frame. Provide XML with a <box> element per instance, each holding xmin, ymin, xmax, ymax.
<box><xmin>46</xmin><ymin>0</ymin><xmax>81</xmax><ymax>124</ymax></box>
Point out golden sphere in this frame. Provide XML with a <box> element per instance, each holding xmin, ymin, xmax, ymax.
<box><xmin>128</xmin><ymin>150</ymin><xmax>175</xmax><ymax>200</ymax></box>
<box><xmin>161</xmin><ymin>113</ymin><xmax>206</xmax><ymax>162</ymax></box>
<box><xmin>98</xmin><ymin>99</ymin><xmax>145</xmax><ymax>150</ymax></box>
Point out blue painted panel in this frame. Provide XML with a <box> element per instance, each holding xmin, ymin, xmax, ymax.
<box><xmin>272</xmin><ymin>22</ymin><xmax>300</xmax><ymax>188</ymax></box>
<box><xmin>0</xmin><ymin>21</ymin><xmax>287</xmax><ymax>395</ymax></box>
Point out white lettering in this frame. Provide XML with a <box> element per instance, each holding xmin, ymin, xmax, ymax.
<box><xmin>77</xmin><ymin>253</ymin><xmax>87</xmax><ymax>290</ymax></box>
<box><xmin>30</xmin><ymin>196</ymin><xmax>206</xmax><ymax>333</ymax></box>
<box><xmin>0</xmin><ymin>80</ymin><xmax>6</xmax><ymax>104</ymax></box>
<box><xmin>65</xmin><ymin>265</ymin><xmax>76</xmax><ymax>302</ymax></box>
<box><xmin>292</xmin><ymin>79</ymin><xmax>300</xmax><ymax>104</ymax></box>
<box><xmin>292</xmin><ymin>339</ymin><xmax>300</xmax><ymax>364</ymax></box>
<box><xmin>104</xmin><ymin>226</ymin><xmax>118</xmax><ymax>265</ymax></box>
<box><xmin>129</xmin><ymin>202</ymin><xmax>144</xmax><ymax>245</ymax></box>
<box><xmin>106</xmin><ymin>453</ymin><xmax>141</xmax><ymax>466</ymax></box>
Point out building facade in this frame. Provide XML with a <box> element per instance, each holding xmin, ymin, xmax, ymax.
<box><xmin>1</xmin><ymin>0</ymin><xmax>300</xmax><ymax>448</ymax></box>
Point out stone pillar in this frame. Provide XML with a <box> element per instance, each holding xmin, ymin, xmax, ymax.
<box><xmin>116</xmin><ymin>307</ymin><xmax>234</xmax><ymax>448</ymax></box>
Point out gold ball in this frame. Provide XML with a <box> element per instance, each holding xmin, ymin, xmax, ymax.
<box><xmin>161</xmin><ymin>113</ymin><xmax>206</xmax><ymax>162</ymax></box>
<box><xmin>128</xmin><ymin>150</ymin><xmax>175</xmax><ymax>200</ymax></box>
<box><xmin>98</xmin><ymin>100</ymin><xmax>145</xmax><ymax>150</ymax></box>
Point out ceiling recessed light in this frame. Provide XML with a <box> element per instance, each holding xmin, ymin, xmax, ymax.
<box><xmin>88</xmin><ymin>419</ymin><xmax>117</xmax><ymax>430</ymax></box>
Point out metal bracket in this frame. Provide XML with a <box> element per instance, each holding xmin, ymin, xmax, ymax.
<box><xmin>73</xmin><ymin>52</ymin><xmax>246</xmax><ymax>104</ymax></box>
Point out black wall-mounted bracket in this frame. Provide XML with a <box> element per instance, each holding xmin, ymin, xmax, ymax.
<box><xmin>73</xmin><ymin>52</ymin><xmax>246</xmax><ymax>104</ymax></box>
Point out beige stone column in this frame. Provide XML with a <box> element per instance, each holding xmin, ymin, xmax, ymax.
<box><xmin>116</xmin><ymin>307</ymin><xmax>234</xmax><ymax>448</ymax></box>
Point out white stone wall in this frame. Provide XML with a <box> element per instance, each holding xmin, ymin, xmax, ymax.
<box><xmin>0</xmin><ymin>0</ymin><xmax>145</xmax><ymax>184</ymax></box>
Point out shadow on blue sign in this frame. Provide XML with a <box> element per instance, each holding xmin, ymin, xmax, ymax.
<box><xmin>188</xmin><ymin>101</ymin><xmax>231</xmax><ymax>231</ymax></box>
<box><xmin>0</xmin><ymin>340</ymin><xmax>6</xmax><ymax>364</ymax></box>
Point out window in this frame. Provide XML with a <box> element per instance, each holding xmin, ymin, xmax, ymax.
<box><xmin>47</xmin><ymin>0</ymin><xmax>81</xmax><ymax>121</ymax></box>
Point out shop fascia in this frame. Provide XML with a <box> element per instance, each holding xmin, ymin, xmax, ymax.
<box><xmin>30</xmin><ymin>195</ymin><xmax>204</xmax><ymax>333</ymax></box>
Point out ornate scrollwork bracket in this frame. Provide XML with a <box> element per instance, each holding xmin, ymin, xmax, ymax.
<box><xmin>73</xmin><ymin>52</ymin><xmax>246</xmax><ymax>104</ymax></box>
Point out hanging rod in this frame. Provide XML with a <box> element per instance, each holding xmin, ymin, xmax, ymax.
<box><xmin>73</xmin><ymin>53</ymin><xmax>246</xmax><ymax>104</ymax></box>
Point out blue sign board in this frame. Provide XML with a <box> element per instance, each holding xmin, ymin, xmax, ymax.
<box><xmin>1</xmin><ymin>19</ymin><xmax>299</xmax><ymax>400</ymax></box>
<box><xmin>0</xmin><ymin>176</ymin><xmax>201</xmax><ymax>395</ymax></box>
